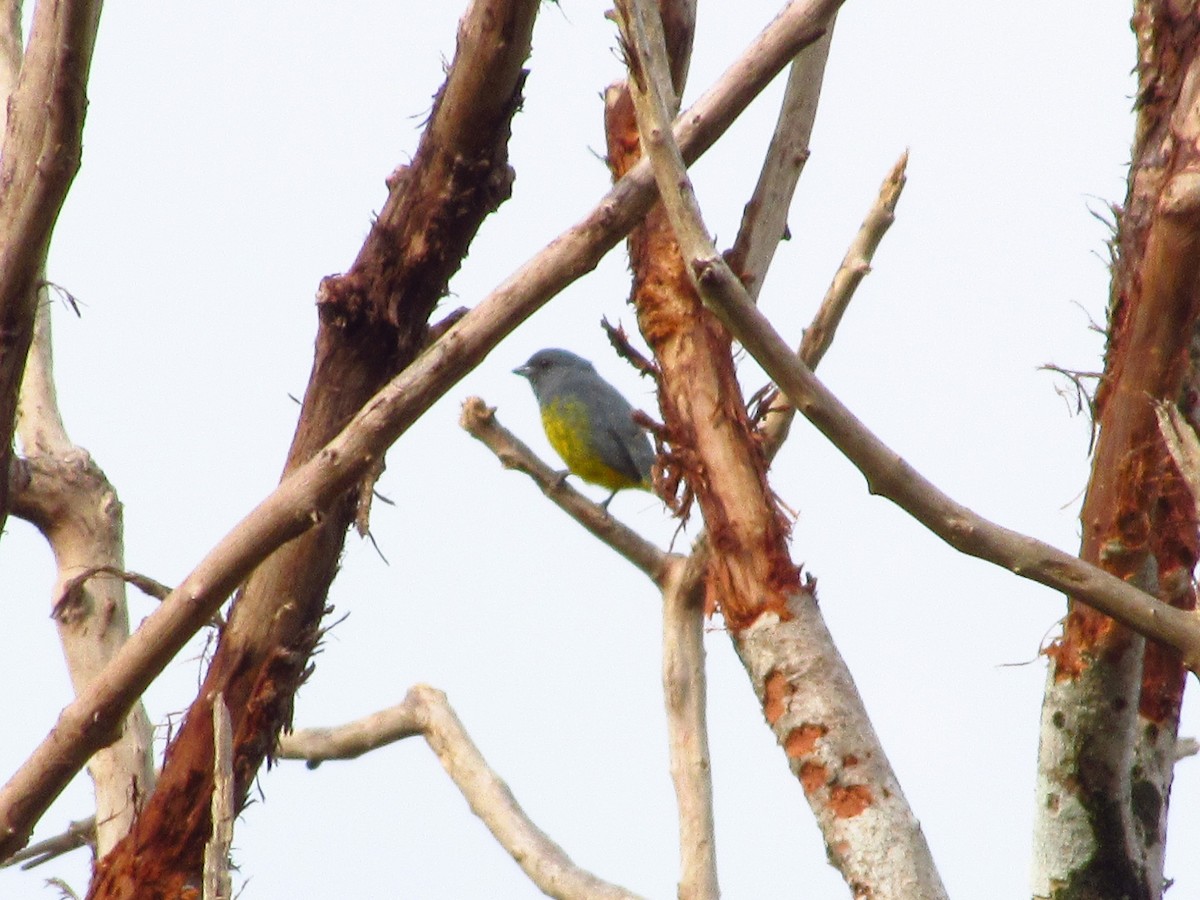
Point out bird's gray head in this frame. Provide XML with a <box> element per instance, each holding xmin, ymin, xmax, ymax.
<box><xmin>513</xmin><ymin>348</ymin><xmax>595</xmax><ymax>394</ymax></box>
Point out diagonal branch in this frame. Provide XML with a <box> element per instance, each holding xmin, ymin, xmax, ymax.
<box><xmin>459</xmin><ymin>396</ymin><xmax>669</xmax><ymax>583</ymax></box>
<box><xmin>760</xmin><ymin>150</ymin><xmax>908</xmax><ymax>459</ymax></box>
<box><xmin>87</xmin><ymin>1</ymin><xmax>541</xmax><ymax>894</ymax></box>
<box><xmin>728</xmin><ymin>22</ymin><xmax>835</xmax><ymax>302</ymax></box>
<box><xmin>617</xmin><ymin>3</ymin><xmax>946</xmax><ymax>896</ymax></box>
<box><xmin>278</xmin><ymin>686</ymin><xmax>647</xmax><ymax>900</ymax></box>
<box><xmin>0</xmin><ymin>0</ymin><xmax>853</xmax><ymax>863</ymax></box>
<box><xmin>619</xmin><ymin>0</ymin><xmax>1200</xmax><ymax>668</ymax></box>
<box><xmin>2</xmin><ymin>3</ymin><xmax>153</xmax><ymax>860</ymax></box>
<box><xmin>462</xmin><ymin>394</ymin><xmax>714</xmax><ymax>897</ymax></box>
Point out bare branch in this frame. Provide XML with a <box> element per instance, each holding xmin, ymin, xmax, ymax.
<box><xmin>279</xmin><ymin>687</ymin><xmax>646</xmax><ymax>900</ymax></box>
<box><xmin>761</xmin><ymin>150</ymin><xmax>908</xmax><ymax>460</ymax></box>
<box><xmin>275</xmin><ymin>703</ymin><xmax>422</xmax><ymax>765</ymax></box>
<box><xmin>459</xmin><ymin>397</ymin><xmax>670</xmax><ymax>584</ymax></box>
<box><xmin>729</xmin><ymin>24</ymin><xmax>836</xmax><ymax>301</ymax></box>
<box><xmin>461</xmin><ymin>390</ymin><xmax>717</xmax><ymax>896</ymax></box>
<box><xmin>10</xmin><ymin>294</ymin><xmax>154</xmax><ymax>858</ymax></box>
<box><xmin>616</xmin><ymin>3</ymin><xmax>947</xmax><ymax>895</ymax></box>
<box><xmin>659</xmin><ymin>558</ymin><xmax>717</xmax><ymax>900</ymax></box>
<box><xmin>0</xmin><ymin>817</ymin><xmax>94</xmax><ymax>870</ymax></box>
<box><xmin>0</xmin><ymin>0</ymin><xmax>854</xmax><ymax>859</ymax></box>
<box><xmin>0</xmin><ymin>0</ymin><xmax>103</xmax><ymax>533</ymax></box>
<box><xmin>620</xmin><ymin>0</ymin><xmax>1200</xmax><ymax>670</ymax></box>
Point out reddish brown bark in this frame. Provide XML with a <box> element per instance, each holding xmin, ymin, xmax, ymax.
<box><xmin>86</xmin><ymin>3</ymin><xmax>538</xmax><ymax>896</ymax></box>
<box><xmin>1051</xmin><ymin>5</ymin><xmax>1200</xmax><ymax>717</ymax></box>
<box><xmin>1037</xmin><ymin>6</ymin><xmax>1200</xmax><ymax>895</ymax></box>
<box><xmin>604</xmin><ymin>85</ymin><xmax>798</xmax><ymax>632</ymax></box>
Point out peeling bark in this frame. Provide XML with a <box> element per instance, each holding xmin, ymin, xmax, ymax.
<box><xmin>604</xmin><ymin>3</ymin><xmax>944</xmax><ymax>895</ymax></box>
<box><xmin>1034</xmin><ymin>5</ymin><xmax>1200</xmax><ymax>897</ymax></box>
<box><xmin>85</xmin><ymin>2</ymin><xmax>538</xmax><ymax>896</ymax></box>
<box><xmin>605</xmin><ymin>85</ymin><xmax>799</xmax><ymax>632</ymax></box>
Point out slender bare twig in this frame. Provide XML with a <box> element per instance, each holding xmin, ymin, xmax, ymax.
<box><xmin>0</xmin><ymin>0</ymin><xmax>855</xmax><ymax>859</ymax></box>
<box><xmin>202</xmin><ymin>695</ymin><xmax>233</xmax><ymax>900</ymax></box>
<box><xmin>54</xmin><ymin>565</ymin><xmax>172</xmax><ymax>609</ymax></box>
<box><xmin>459</xmin><ymin>397</ymin><xmax>670</xmax><ymax>583</ymax></box>
<box><xmin>0</xmin><ymin>817</ymin><xmax>94</xmax><ymax>870</ymax></box>
<box><xmin>729</xmin><ymin>24</ymin><xmax>836</xmax><ymax>302</ymax></box>
<box><xmin>276</xmin><ymin>703</ymin><xmax>423</xmax><ymax>765</ymax></box>
<box><xmin>280</xmin><ymin>687</ymin><xmax>646</xmax><ymax>900</ymax></box>
<box><xmin>462</xmin><ymin>396</ymin><xmax>715</xmax><ymax>895</ymax></box>
<box><xmin>658</xmin><ymin>557</ymin><xmax>717</xmax><ymax>900</ymax></box>
<box><xmin>761</xmin><ymin>150</ymin><xmax>908</xmax><ymax>460</ymax></box>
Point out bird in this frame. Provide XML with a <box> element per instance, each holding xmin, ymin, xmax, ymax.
<box><xmin>513</xmin><ymin>348</ymin><xmax>656</xmax><ymax>509</ymax></box>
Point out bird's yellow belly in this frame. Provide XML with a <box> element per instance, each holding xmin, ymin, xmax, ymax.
<box><xmin>542</xmin><ymin>400</ymin><xmax>641</xmax><ymax>491</ymax></box>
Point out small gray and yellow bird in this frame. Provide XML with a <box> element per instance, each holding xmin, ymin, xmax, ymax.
<box><xmin>514</xmin><ymin>348</ymin><xmax>656</xmax><ymax>508</ymax></box>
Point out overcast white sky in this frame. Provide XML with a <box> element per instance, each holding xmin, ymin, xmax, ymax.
<box><xmin>2</xmin><ymin>1</ymin><xmax>1182</xmax><ymax>898</ymax></box>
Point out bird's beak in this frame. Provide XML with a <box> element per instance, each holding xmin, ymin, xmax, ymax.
<box><xmin>513</xmin><ymin>365</ymin><xmax>531</xmax><ymax>379</ymax></box>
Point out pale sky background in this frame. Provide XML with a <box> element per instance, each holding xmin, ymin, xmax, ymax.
<box><xmin>0</xmin><ymin>2</ymin><xmax>1182</xmax><ymax>898</ymax></box>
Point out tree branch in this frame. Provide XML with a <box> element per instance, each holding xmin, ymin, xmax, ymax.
<box><xmin>459</xmin><ymin>396</ymin><xmax>670</xmax><ymax>584</ymax></box>
<box><xmin>278</xmin><ymin>686</ymin><xmax>647</xmax><ymax>900</ymax></box>
<box><xmin>616</xmin><ymin>3</ymin><xmax>946</xmax><ymax>895</ymax></box>
<box><xmin>87</xmin><ymin>1</ymin><xmax>542</xmax><ymax>893</ymax></box>
<box><xmin>460</xmin><ymin>396</ymin><xmax>716</xmax><ymax>896</ymax></box>
<box><xmin>760</xmin><ymin>150</ymin><xmax>908</xmax><ymax>459</ymax></box>
<box><xmin>0</xmin><ymin>0</ymin><xmax>103</xmax><ymax>534</ymax></box>
<box><xmin>659</xmin><ymin>557</ymin><xmax>717</xmax><ymax>900</ymax></box>
<box><xmin>621</xmin><ymin>0</ymin><xmax>1200</xmax><ymax>667</ymax></box>
<box><xmin>0</xmin><ymin>0</ymin><xmax>854</xmax><ymax>862</ymax></box>
<box><xmin>727</xmin><ymin>22</ymin><xmax>835</xmax><ymax>302</ymax></box>
<box><xmin>2</xmin><ymin>2</ymin><xmax>153</xmax><ymax>858</ymax></box>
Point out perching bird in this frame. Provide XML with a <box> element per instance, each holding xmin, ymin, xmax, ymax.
<box><xmin>514</xmin><ymin>348</ymin><xmax>656</xmax><ymax>508</ymax></box>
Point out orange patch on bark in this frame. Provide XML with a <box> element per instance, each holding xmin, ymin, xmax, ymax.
<box><xmin>783</xmin><ymin>722</ymin><xmax>827</xmax><ymax>759</ymax></box>
<box><xmin>799</xmin><ymin>761</ymin><xmax>827</xmax><ymax>796</ymax></box>
<box><xmin>829</xmin><ymin>783</ymin><xmax>873</xmax><ymax>818</ymax></box>
<box><xmin>763</xmin><ymin>670</ymin><xmax>790</xmax><ymax>724</ymax></box>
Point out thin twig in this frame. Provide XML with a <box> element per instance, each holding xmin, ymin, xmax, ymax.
<box><xmin>659</xmin><ymin>557</ymin><xmax>718</xmax><ymax>900</ymax></box>
<box><xmin>459</xmin><ymin>397</ymin><xmax>670</xmax><ymax>584</ymax></box>
<box><xmin>0</xmin><ymin>817</ymin><xmax>94</xmax><ymax>870</ymax></box>
<box><xmin>280</xmin><ymin>686</ymin><xmax>646</xmax><ymax>900</ymax></box>
<box><xmin>276</xmin><ymin>703</ymin><xmax>423</xmax><ymax>766</ymax></box>
<box><xmin>729</xmin><ymin>23</ymin><xmax>836</xmax><ymax>302</ymax></box>
<box><xmin>760</xmin><ymin>150</ymin><xmax>908</xmax><ymax>460</ymax></box>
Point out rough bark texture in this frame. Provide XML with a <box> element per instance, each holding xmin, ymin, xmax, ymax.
<box><xmin>86</xmin><ymin>2</ymin><xmax>537</xmax><ymax>896</ymax></box>
<box><xmin>1034</xmin><ymin>5</ymin><xmax>1200</xmax><ymax>897</ymax></box>
<box><xmin>605</xmin><ymin>85</ymin><xmax>799</xmax><ymax>632</ymax></box>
